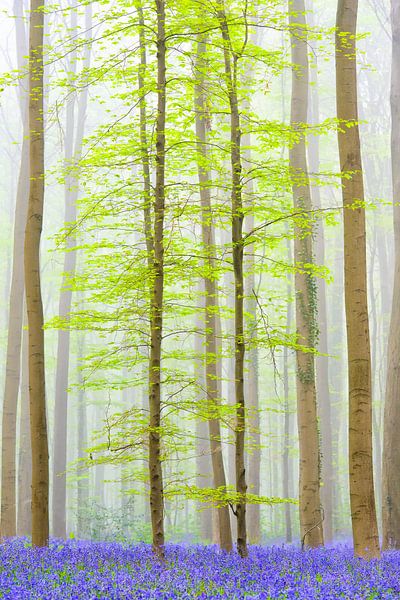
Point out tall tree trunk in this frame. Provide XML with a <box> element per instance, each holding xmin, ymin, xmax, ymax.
<box><xmin>17</xmin><ymin>323</ymin><xmax>31</xmax><ymax>536</ymax></box>
<box><xmin>194</xmin><ymin>309</ymin><xmax>213</xmax><ymax>542</ymax></box>
<box><xmin>288</xmin><ymin>0</ymin><xmax>324</xmax><ymax>548</ymax></box>
<box><xmin>76</xmin><ymin>339</ymin><xmax>88</xmax><ymax>539</ymax></box>
<box><xmin>52</xmin><ymin>1</ymin><xmax>91</xmax><ymax>540</ymax></box>
<box><xmin>1</xmin><ymin>0</ymin><xmax>29</xmax><ymax>540</ymax></box>
<box><xmin>194</xmin><ymin>37</ymin><xmax>233</xmax><ymax>553</ymax></box>
<box><xmin>382</xmin><ymin>0</ymin><xmax>400</xmax><ymax>551</ymax></box>
<box><xmin>25</xmin><ymin>0</ymin><xmax>49</xmax><ymax>547</ymax></box>
<box><xmin>243</xmin><ymin>161</ymin><xmax>260</xmax><ymax>545</ymax></box>
<box><xmin>368</xmin><ymin>240</ymin><xmax>382</xmax><ymax>525</ymax></box>
<box><xmin>283</xmin><ymin>240</ymin><xmax>293</xmax><ymax>543</ymax></box>
<box><xmin>216</xmin><ymin>2</ymin><xmax>247</xmax><ymax>557</ymax></box>
<box><xmin>307</xmin><ymin>32</ymin><xmax>334</xmax><ymax>542</ymax></box>
<box><xmin>336</xmin><ymin>0</ymin><xmax>380</xmax><ymax>558</ymax></box>
<box><xmin>148</xmin><ymin>0</ymin><xmax>166</xmax><ymax>558</ymax></box>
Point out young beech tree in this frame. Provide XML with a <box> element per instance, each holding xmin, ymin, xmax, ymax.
<box><xmin>194</xmin><ymin>36</ymin><xmax>233</xmax><ymax>553</ymax></box>
<box><xmin>25</xmin><ymin>0</ymin><xmax>49</xmax><ymax>547</ymax></box>
<box><xmin>1</xmin><ymin>0</ymin><xmax>29</xmax><ymax>539</ymax></box>
<box><xmin>382</xmin><ymin>0</ymin><xmax>400</xmax><ymax>551</ymax></box>
<box><xmin>336</xmin><ymin>0</ymin><xmax>380</xmax><ymax>559</ymax></box>
<box><xmin>52</xmin><ymin>0</ymin><xmax>92</xmax><ymax>540</ymax></box>
<box><xmin>288</xmin><ymin>0</ymin><xmax>324</xmax><ymax>548</ymax></box>
<box><xmin>307</xmin><ymin>0</ymin><xmax>334</xmax><ymax>543</ymax></box>
<box><xmin>216</xmin><ymin>1</ymin><xmax>248</xmax><ymax>558</ymax></box>
<box><xmin>148</xmin><ymin>0</ymin><xmax>167</xmax><ymax>558</ymax></box>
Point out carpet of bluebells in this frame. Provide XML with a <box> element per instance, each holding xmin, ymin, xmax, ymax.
<box><xmin>0</xmin><ymin>539</ymin><xmax>399</xmax><ymax>598</ymax></box>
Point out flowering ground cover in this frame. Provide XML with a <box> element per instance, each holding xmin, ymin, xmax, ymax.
<box><xmin>0</xmin><ymin>539</ymin><xmax>398</xmax><ymax>599</ymax></box>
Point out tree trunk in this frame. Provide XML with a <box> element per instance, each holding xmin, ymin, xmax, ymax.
<box><xmin>243</xmin><ymin>148</ymin><xmax>260</xmax><ymax>545</ymax></box>
<box><xmin>1</xmin><ymin>0</ymin><xmax>29</xmax><ymax>540</ymax></box>
<box><xmin>216</xmin><ymin>2</ymin><xmax>247</xmax><ymax>557</ymax></box>
<box><xmin>17</xmin><ymin>323</ymin><xmax>31</xmax><ymax>537</ymax></box>
<box><xmin>76</xmin><ymin>339</ymin><xmax>88</xmax><ymax>539</ymax></box>
<box><xmin>25</xmin><ymin>0</ymin><xmax>49</xmax><ymax>548</ymax></box>
<box><xmin>288</xmin><ymin>0</ymin><xmax>324</xmax><ymax>548</ymax></box>
<box><xmin>307</xmin><ymin>27</ymin><xmax>334</xmax><ymax>542</ymax></box>
<box><xmin>283</xmin><ymin>240</ymin><xmax>293</xmax><ymax>543</ymax></box>
<box><xmin>336</xmin><ymin>0</ymin><xmax>380</xmax><ymax>558</ymax></box>
<box><xmin>382</xmin><ymin>0</ymin><xmax>400</xmax><ymax>551</ymax></box>
<box><xmin>52</xmin><ymin>1</ymin><xmax>91</xmax><ymax>540</ymax></box>
<box><xmin>194</xmin><ymin>37</ymin><xmax>233</xmax><ymax>553</ymax></box>
<box><xmin>148</xmin><ymin>0</ymin><xmax>166</xmax><ymax>558</ymax></box>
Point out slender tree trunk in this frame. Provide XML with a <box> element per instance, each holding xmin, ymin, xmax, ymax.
<box><xmin>52</xmin><ymin>1</ymin><xmax>91</xmax><ymax>540</ymax></box>
<box><xmin>243</xmin><ymin>158</ymin><xmax>260</xmax><ymax>545</ymax></box>
<box><xmin>288</xmin><ymin>0</ymin><xmax>324</xmax><ymax>548</ymax></box>
<box><xmin>194</xmin><ymin>293</ymin><xmax>214</xmax><ymax>542</ymax></box>
<box><xmin>25</xmin><ymin>0</ymin><xmax>49</xmax><ymax>547</ymax></box>
<box><xmin>148</xmin><ymin>0</ymin><xmax>166</xmax><ymax>558</ymax></box>
<box><xmin>1</xmin><ymin>0</ymin><xmax>29</xmax><ymax>540</ymax></box>
<box><xmin>368</xmin><ymin>242</ymin><xmax>382</xmax><ymax>524</ymax></box>
<box><xmin>194</xmin><ymin>37</ymin><xmax>233</xmax><ymax>553</ymax></box>
<box><xmin>216</xmin><ymin>3</ymin><xmax>247</xmax><ymax>557</ymax></box>
<box><xmin>382</xmin><ymin>0</ymin><xmax>400</xmax><ymax>551</ymax></box>
<box><xmin>17</xmin><ymin>324</ymin><xmax>31</xmax><ymax>536</ymax></box>
<box><xmin>283</xmin><ymin>240</ymin><xmax>293</xmax><ymax>543</ymax></box>
<box><xmin>76</xmin><ymin>339</ymin><xmax>88</xmax><ymax>539</ymax></box>
<box><xmin>336</xmin><ymin>0</ymin><xmax>380</xmax><ymax>558</ymax></box>
<box><xmin>307</xmin><ymin>39</ymin><xmax>334</xmax><ymax>543</ymax></box>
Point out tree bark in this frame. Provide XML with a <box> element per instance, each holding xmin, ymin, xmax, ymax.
<box><xmin>148</xmin><ymin>0</ymin><xmax>166</xmax><ymax>558</ymax></box>
<box><xmin>307</xmin><ymin>26</ymin><xmax>334</xmax><ymax>542</ymax></box>
<box><xmin>194</xmin><ymin>37</ymin><xmax>233</xmax><ymax>553</ymax></box>
<box><xmin>243</xmin><ymin>142</ymin><xmax>260</xmax><ymax>545</ymax></box>
<box><xmin>382</xmin><ymin>0</ymin><xmax>400</xmax><ymax>551</ymax></box>
<box><xmin>76</xmin><ymin>339</ymin><xmax>88</xmax><ymax>539</ymax></box>
<box><xmin>336</xmin><ymin>0</ymin><xmax>380</xmax><ymax>558</ymax></box>
<box><xmin>17</xmin><ymin>323</ymin><xmax>31</xmax><ymax>537</ymax></box>
<box><xmin>216</xmin><ymin>2</ymin><xmax>247</xmax><ymax>558</ymax></box>
<box><xmin>288</xmin><ymin>0</ymin><xmax>324</xmax><ymax>548</ymax></box>
<box><xmin>0</xmin><ymin>0</ymin><xmax>29</xmax><ymax>540</ymax></box>
<box><xmin>25</xmin><ymin>0</ymin><xmax>49</xmax><ymax>547</ymax></box>
<box><xmin>283</xmin><ymin>239</ymin><xmax>293</xmax><ymax>543</ymax></box>
<box><xmin>52</xmin><ymin>1</ymin><xmax>91</xmax><ymax>540</ymax></box>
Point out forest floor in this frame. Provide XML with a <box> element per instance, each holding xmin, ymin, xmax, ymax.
<box><xmin>0</xmin><ymin>539</ymin><xmax>397</xmax><ymax>598</ymax></box>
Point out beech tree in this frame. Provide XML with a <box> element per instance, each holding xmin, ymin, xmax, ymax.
<box><xmin>52</xmin><ymin>0</ymin><xmax>92</xmax><ymax>540</ymax></box>
<box><xmin>288</xmin><ymin>0</ymin><xmax>324</xmax><ymax>548</ymax></box>
<box><xmin>216</xmin><ymin>0</ymin><xmax>248</xmax><ymax>558</ymax></box>
<box><xmin>382</xmin><ymin>0</ymin><xmax>400</xmax><ymax>551</ymax></box>
<box><xmin>1</xmin><ymin>0</ymin><xmax>29</xmax><ymax>539</ymax></box>
<box><xmin>25</xmin><ymin>0</ymin><xmax>49</xmax><ymax>547</ymax></box>
<box><xmin>194</xmin><ymin>36</ymin><xmax>233</xmax><ymax>553</ymax></box>
<box><xmin>336</xmin><ymin>0</ymin><xmax>380</xmax><ymax>559</ymax></box>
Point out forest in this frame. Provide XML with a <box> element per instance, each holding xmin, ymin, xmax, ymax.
<box><xmin>0</xmin><ymin>0</ymin><xmax>398</xmax><ymax>597</ymax></box>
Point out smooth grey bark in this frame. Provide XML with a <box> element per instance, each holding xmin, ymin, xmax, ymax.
<box><xmin>194</xmin><ymin>37</ymin><xmax>233</xmax><ymax>553</ymax></box>
<box><xmin>382</xmin><ymin>0</ymin><xmax>400</xmax><ymax>551</ymax></box>
<box><xmin>289</xmin><ymin>0</ymin><xmax>324</xmax><ymax>548</ymax></box>
<box><xmin>307</xmin><ymin>39</ymin><xmax>334</xmax><ymax>542</ymax></box>
<box><xmin>1</xmin><ymin>0</ymin><xmax>29</xmax><ymax>540</ymax></box>
<box><xmin>243</xmin><ymin>138</ymin><xmax>260</xmax><ymax>545</ymax></box>
<box><xmin>336</xmin><ymin>0</ymin><xmax>380</xmax><ymax>558</ymax></box>
<box><xmin>76</xmin><ymin>340</ymin><xmax>89</xmax><ymax>538</ymax></box>
<box><xmin>52</xmin><ymin>2</ymin><xmax>92</xmax><ymax>539</ymax></box>
<box><xmin>17</xmin><ymin>323</ymin><xmax>31</xmax><ymax>536</ymax></box>
<box><xmin>283</xmin><ymin>239</ymin><xmax>293</xmax><ymax>543</ymax></box>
